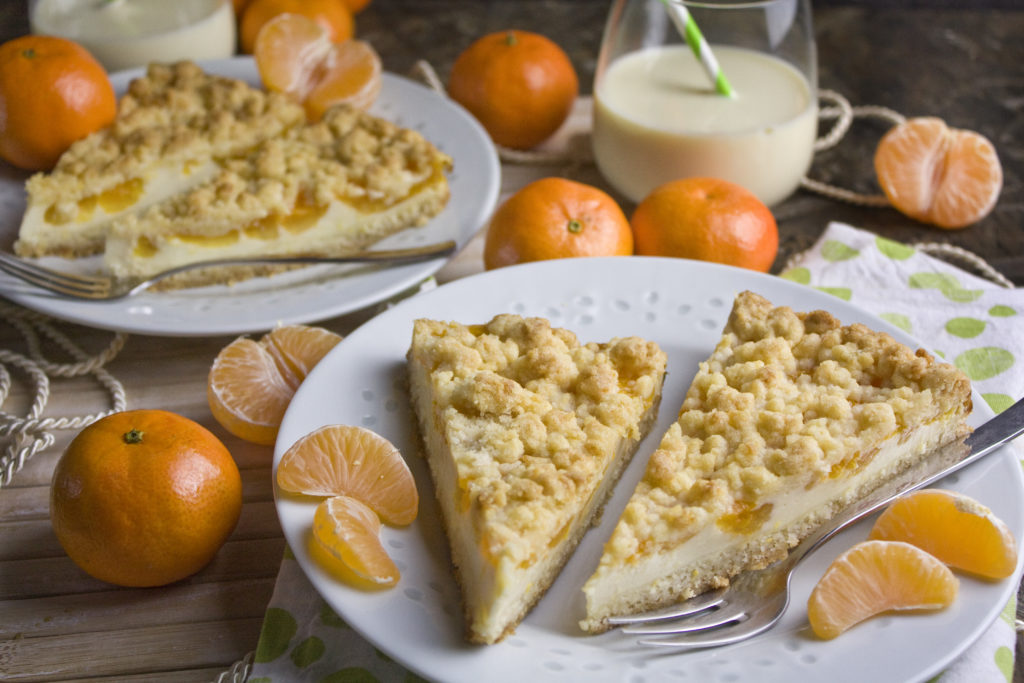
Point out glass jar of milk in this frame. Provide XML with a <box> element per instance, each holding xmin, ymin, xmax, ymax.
<box><xmin>592</xmin><ymin>0</ymin><xmax>817</xmax><ymax>206</ymax></box>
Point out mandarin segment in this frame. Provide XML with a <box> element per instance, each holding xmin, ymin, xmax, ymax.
<box><xmin>240</xmin><ymin>0</ymin><xmax>354</xmax><ymax>54</ymax></box>
<box><xmin>276</xmin><ymin>424</ymin><xmax>418</xmax><ymax>525</ymax></box>
<box><xmin>869</xmin><ymin>488</ymin><xmax>1018</xmax><ymax>579</ymax></box>
<box><xmin>807</xmin><ymin>540</ymin><xmax>958</xmax><ymax>640</ymax></box>
<box><xmin>254</xmin><ymin>13</ymin><xmax>381</xmax><ymax>120</ymax></box>
<box><xmin>313</xmin><ymin>495</ymin><xmax>400</xmax><ymax>586</ymax></box>
<box><xmin>874</xmin><ymin>117</ymin><xmax>1002</xmax><ymax>229</ymax></box>
<box><xmin>208</xmin><ymin>325</ymin><xmax>342</xmax><ymax>445</ymax></box>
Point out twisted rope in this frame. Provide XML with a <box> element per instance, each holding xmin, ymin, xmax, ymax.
<box><xmin>799</xmin><ymin>90</ymin><xmax>906</xmax><ymax>207</ymax></box>
<box><xmin>0</xmin><ymin>300</ymin><xmax>128</xmax><ymax>487</ymax></box>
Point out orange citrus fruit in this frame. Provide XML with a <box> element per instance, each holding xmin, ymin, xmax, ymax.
<box><xmin>631</xmin><ymin>177</ymin><xmax>779</xmax><ymax>272</ymax></box>
<box><xmin>874</xmin><ymin>116</ymin><xmax>1002</xmax><ymax>229</ymax></box>
<box><xmin>869</xmin><ymin>488</ymin><xmax>1018</xmax><ymax>579</ymax></box>
<box><xmin>50</xmin><ymin>409</ymin><xmax>242</xmax><ymax>587</ymax></box>
<box><xmin>208</xmin><ymin>324</ymin><xmax>342</xmax><ymax>445</ymax></box>
<box><xmin>448</xmin><ymin>30</ymin><xmax>578</xmax><ymax>150</ymax></box>
<box><xmin>313</xmin><ymin>495</ymin><xmax>400</xmax><ymax>586</ymax></box>
<box><xmin>276</xmin><ymin>424</ymin><xmax>418</xmax><ymax>525</ymax></box>
<box><xmin>0</xmin><ymin>35</ymin><xmax>116</xmax><ymax>171</ymax></box>
<box><xmin>240</xmin><ymin>0</ymin><xmax>354</xmax><ymax>54</ymax></box>
<box><xmin>483</xmin><ymin>177</ymin><xmax>633</xmax><ymax>269</ymax></box>
<box><xmin>340</xmin><ymin>0</ymin><xmax>372</xmax><ymax>13</ymax></box>
<box><xmin>254</xmin><ymin>13</ymin><xmax>381</xmax><ymax>120</ymax></box>
<box><xmin>807</xmin><ymin>540</ymin><xmax>958</xmax><ymax>640</ymax></box>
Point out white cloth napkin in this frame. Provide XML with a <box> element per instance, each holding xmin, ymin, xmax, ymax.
<box><xmin>248</xmin><ymin>222</ymin><xmax>1021</xmax><ymax>683</ymax></box>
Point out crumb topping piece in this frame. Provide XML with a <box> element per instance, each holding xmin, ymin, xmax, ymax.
<box><xmin>411</xmin><ymin>314</ymin><xmax>667</xmax><ymax>565</ymax></box>
<box><xmin>116</xmin><ymin>105</ymin><xmax>452</xmax><ymax>237</ymax></box>
<box><xmin>26</xmin><ymin>61</ymin><xmax>306</xmax><ymax>220</ymax></box>
<box><xmin>606</xmin><ymin>290</ymin><xmax>971</xmax><ymax>563</ymax></box>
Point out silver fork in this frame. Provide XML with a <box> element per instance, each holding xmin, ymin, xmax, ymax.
<box><xmin>610</xmin><ymin>397</ymin><xmax>1024</xmax><ymax>650</ymax></box>
<box><xmin>0</xmin><ymin>240</ymin><xmax>456</xmax><ymax>300</ymax></box>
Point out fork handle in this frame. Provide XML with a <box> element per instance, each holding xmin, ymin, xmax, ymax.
<box><xmin>789</xmin><ymin>397</ymin><xmax>1024</xmax><ymax>567</ymax></box>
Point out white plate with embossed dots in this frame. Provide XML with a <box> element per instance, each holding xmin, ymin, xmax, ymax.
<box><xmin>0</xmin><ymin>57</ymin><xmax>499</xmax><ymax>337</ymax></box>
<box><xmin>274</xmin><ymin>257</ymin><xmax>1024</xmax><ymax>683</ymax></box>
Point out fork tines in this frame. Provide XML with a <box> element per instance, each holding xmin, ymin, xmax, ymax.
<box><xmin>0</xmin><ymin>252</ymin><xmax>111</xmax><ymax>298</ymax></box>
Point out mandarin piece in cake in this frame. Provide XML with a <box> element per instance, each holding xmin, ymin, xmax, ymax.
<box><xmin>580</xmin><ymin>290</ymin><xmax>972</xmax><ymax>633</ymax></box>
<box><xmin>102</xmin><ymin>105</ymin><xmax>451</xmax><ymax>288</ymax></box>
<box><xmin>407</xmin><ymin>314</ymin><xmax>668</xmax><ymax>644</ymax></box>
<box><xmin>15</xmin><ymin>61</ymin><xmax>306</xmax><ymax>258</ymax></box>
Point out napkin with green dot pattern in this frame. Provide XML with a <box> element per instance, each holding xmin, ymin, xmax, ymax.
<box><xmin>780</xmin><ymin>221</ymin><xmax>1020</xmax><ymax>683</ymax></box>
<box><xmin>248</xmin><ymin>221</ymin><xmax>1020</xmax><ymax>683</ymax></box>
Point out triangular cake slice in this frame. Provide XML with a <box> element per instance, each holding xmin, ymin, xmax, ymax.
<box><xmin>16</xmin><ymin>61</ymin><xmax>306</xmax><ymax>258</ymax></box>
<box><xmin>407</xmin><ymin>314</ymin><xmax>668</xmax><ymax>644</ymax></box>
<box><xmin>102</xmin><ymin>105</ymin><xmax>451</xmax><ymax>288</ymax></box>
<box><xmin>580</xmin><ymin>291</ymin><xmax>972</xmax><ymax>633</ymax></box>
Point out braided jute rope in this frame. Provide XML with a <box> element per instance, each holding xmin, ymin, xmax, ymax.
<box><xmin>0</xmin><ymin>300</ymin><xmax>128</xmax><ymax>488</ymax></box>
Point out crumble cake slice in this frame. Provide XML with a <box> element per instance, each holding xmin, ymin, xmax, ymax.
<box><xmin>103</xmin><ymin>105</ymin><xmax>452</xmax><ymax>287</ymax></box>
<box><xmin>580</xmin><ymin>290</ymin><xmax>972</xmax><ymax>633</ymax></box>
<box><xmin>407</xmin><ymin>314</ymin><xmax>668</xmax><ymax>644</ymax></box>
<box><xmin>15</xmin><ymin>61</ymin><xmax>306</xmax><ymax>258</ymax></box>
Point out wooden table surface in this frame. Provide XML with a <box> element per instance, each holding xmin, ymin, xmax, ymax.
<box><xmin>1</xmin><ymin>2</ymin><xmax>1022</xmax><ymax>681</ymax></box>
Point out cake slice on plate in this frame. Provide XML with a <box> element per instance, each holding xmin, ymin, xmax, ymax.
<box><xmin>407</xmin><ymin>314</ymin><xmax>668</xmax><ymax>644</ymax></box>
<box><xmin>580</xmin><ymin>290</ymin><xmax>972</xmax><ymax>633</ymax></box>
<box><xmin>102</xmin><ymin>105</ymin><xmax>452</xmax><ymax>288</ymax></box>
<box><xmin>15</xmin><ymin>61</ymin><xmax>306</xmax><ymax>258</ymax></box>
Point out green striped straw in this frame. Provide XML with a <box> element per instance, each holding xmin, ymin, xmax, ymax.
<box><xmin>658</xmin><ymin>0</ymin><xmax>735</xmax><ymax>97</ymax></box>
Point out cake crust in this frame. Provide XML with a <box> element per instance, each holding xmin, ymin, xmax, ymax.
<box><xmin>581</xmin><ymin>290</ymin><xmax>972</xmax><ymax>633</ymax></box>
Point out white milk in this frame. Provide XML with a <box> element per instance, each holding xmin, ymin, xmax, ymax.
<box><xmin>593</xmin><ymin>44</ymin><xmax>817</xmax><ymax>206</ymax></box>
<box><xmin>31</xmin><ymin>0</ymin><xmax>236</xmax><ymax>73</ymax></box>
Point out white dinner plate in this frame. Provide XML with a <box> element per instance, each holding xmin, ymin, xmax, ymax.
<box><xmin>0</xmin><ymin>57</ymin><xmax>500</xmax><ymax>337</ymax></box>
<box><xmin>274</xmin><ymin>257</ymin><xmax>1024</xmax><ymax>683</ymax></box>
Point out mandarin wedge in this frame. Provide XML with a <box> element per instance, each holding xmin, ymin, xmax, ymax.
<box><xmin>254</xmin><ymin>13</ymin><xmax>381</xmax><ymax>120</ymax></box>
<box><xmin>276</xmin><ymin>425</ymin><xmax>418</xmax><ymax>525</ymax></box>
<box><xmin>312</xmin><ymin>495</ymin><xmax>400</xmax><ymax>587</ymax></box>
<box><xmin>874</xmin><ymin>116</ymin><xmax>1002</xmax><ymax>229</ymax></box>
<box><xmin>208</xmin><ymin>324</ymin><xmax>342</xmax><ymax>445</ymax></box>
<box><xmin>869</xmin><ymin>489</ymin><xmax>1018</xmax><ymax>579</ymax></box>
<box><xmin>807</xmin><ymin>540</ymin><xmax>958</xmax><ymax>640</ymax></box>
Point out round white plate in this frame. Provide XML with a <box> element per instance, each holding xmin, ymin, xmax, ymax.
<box><xmin>0</xmin><ymin>57</ymin><xmax>500</xmax><ymax>337</ymax></box>
<box><xmin>275</xmin><ymin>257</ymin><xmax>1024</xmax><ymax>683</ymax></box>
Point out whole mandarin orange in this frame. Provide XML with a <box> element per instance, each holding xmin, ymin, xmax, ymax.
<box><xmin>240</xmin><ymin>0</ymin><xmax>354</xmax><ymax>54</ymax></box>
<box><xmin>631</xmin><ymin>177</ymin><xmax>778</xmax><ymax>272</ymax></box>
<box><xmin>340</xmin><ymin>0</ymin><xmax>372</xmax><ymax>13</ymax></box>
<box><xmin>484</xmin><ymin>177</ymin><xmax>632</xmax><ymax>269</ymax></box>
<box><xmin>50</xmin><ymin>409</ymin><xmax>242</xmax><ymax>587</ymax></box>
<box><xmin>0</xmin><ymin>35</ymin><xmax>115</xmax><ymax>171</ymax></box>
<box><xmin>448</xmin><ymin>30</ymin><xmax>578</xmax><ymax>150</ymax></box>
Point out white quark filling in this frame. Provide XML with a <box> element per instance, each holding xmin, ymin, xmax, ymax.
<box><xmin>18</xmin><ymin>160</ymin><xmax>220</xmax><ymax>254</ymax></box>
<box><xmin>102</xmin><ymin>187</ymin><xmax>441</xmax><ymax>280</ymax></box>
<box><xmin>583</xmin><ymin>417</ymin><xmax>962</xmax><ymax>625</ymax></box>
